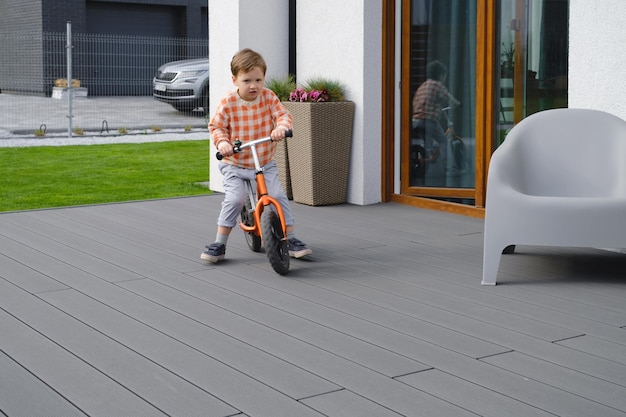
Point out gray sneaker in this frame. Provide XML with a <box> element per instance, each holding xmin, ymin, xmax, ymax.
<box><xmin>201</xmin><ymin>243</ymin><xmax>226</xmax><ymax>263</ymax></box>
<box><xmin>288</xmin><ymin>238</ymin><xmax>312</xmax><ymax>258</ymax></box>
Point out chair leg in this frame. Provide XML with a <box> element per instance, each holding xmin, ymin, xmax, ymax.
<box><xmin>503</xmin><ymin>245</ymin><xmax>516</xmax><ymax>254</ymax></box>
<box><xmin>482</xmin><ymin>242</ymin><xmax>503</xmax><ymax>285</ymax></box>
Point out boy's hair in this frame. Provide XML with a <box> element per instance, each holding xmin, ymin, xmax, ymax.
<box><xmin>231</xmin><ymin>48</ymin><xmax>267</xmax><ymax>76</ymax></box>
<box><xmin>426</xmin><ymin>60</ymin><xmax>447</xmax><ymax>80</ymax></box>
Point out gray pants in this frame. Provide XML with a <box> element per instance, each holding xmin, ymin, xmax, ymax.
<box><xmin>412</xmin><ymin>118</ymin><xmax>449</xmax><ymax>187</ymax></box>
<box><xmin>412</xmin><ymin>118</ymin><xmax>448</xmax><ymax>150</ymax></box>
<box><xmin>217</xmin><ymin>160</ymin><xmax>294</xmax><ymax>228</ymax></box>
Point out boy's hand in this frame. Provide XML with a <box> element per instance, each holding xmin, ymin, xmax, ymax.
<box><xmin>271</xmin><ymin>127</ymin><xmax>289</xmax><ymax>142</ymax></box>
<box><xmin>217</xmin><ymin>140</ymin><xmax>234</xmax><ymax>157</ymax></box>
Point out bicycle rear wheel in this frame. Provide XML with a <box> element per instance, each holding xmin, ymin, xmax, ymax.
<box><xmin>261</xmin><ymin>207</ymin><xmax>290</xmax><ymax>275</ymax></box>
<box><xmin>240</xmin><ymin>196</ymin><xmax>262</xmax><ymax>252</ymax></box>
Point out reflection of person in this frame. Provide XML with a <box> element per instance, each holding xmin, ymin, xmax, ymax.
<box><xmin>202</xmin><ymin>48</ymin><xmax>311</xmax><ymax>263</ymax></box>
<box><xmin>411</xmin><ymin>61</ymin><xmax>460</xmax><ymax>166</ymax></box>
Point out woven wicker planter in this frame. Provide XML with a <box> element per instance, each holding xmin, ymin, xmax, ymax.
<box><xmin>284</xmin><ymin>101</ymin><xmax>355</xmax><ymax>206</ymax></box>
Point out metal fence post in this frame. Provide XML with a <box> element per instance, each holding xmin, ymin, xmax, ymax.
<box><xmin>66</xmin><ymin>21</ymin><xmax>73</xmax><ymax>138</ymax></box>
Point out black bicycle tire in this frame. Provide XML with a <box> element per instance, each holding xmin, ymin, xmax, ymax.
<box><xmin>241</xmin><ymin>196</ymin><xmax>262</xmax><ymax>252</ymax></box>
<box><xmin>261</xmin><ymin>208</ymin><xmax>290</xmax><ymax>275</ymax></box>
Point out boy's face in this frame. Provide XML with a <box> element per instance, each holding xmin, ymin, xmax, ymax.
<box><xmin>232</xmin><ymin>66</ymin><xmax>265</xmax><ymax>101</ymax></box>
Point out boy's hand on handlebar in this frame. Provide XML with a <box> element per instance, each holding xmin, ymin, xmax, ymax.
<box><xmin>271</xmin><ymin>127</ymin><xmax>289</xmax><ymax>142</ymax></box>
<box><xmin>217</xmin><ymin>140</ymin><xmax>234</xmax><ymax>157</ymax></box>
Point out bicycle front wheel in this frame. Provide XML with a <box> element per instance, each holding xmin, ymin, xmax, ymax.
<box><xmin>261</xmin><ymin>207</ymin><xmax>290</xmax><ymax>275</ymax></box>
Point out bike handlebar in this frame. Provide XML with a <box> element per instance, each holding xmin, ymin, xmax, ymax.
<box><xmin>215</xmin><ymin>129</ymin><xmax>293</xmax><ymax>160</ymax></box>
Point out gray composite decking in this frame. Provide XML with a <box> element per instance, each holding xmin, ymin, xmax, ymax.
<box><xmin>1</xmin><ymin>195</ymin><xmax>625</xmax><ymax>417</ymax></box>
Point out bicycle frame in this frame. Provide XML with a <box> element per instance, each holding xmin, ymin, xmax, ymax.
<box><xmin>239</xmin><ymin>141</ymin><xmax>288</xmax><ymax>239</ymax></box>
<box><xmin>217</xmin><ymin>133</ymin><xmax>290</xmax><ymax>239</ymax></box>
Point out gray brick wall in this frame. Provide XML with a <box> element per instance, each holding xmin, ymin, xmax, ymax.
<box><xmin>0</xmin><ymin>0</ymin><xmax>43</xmax><ymax>34</ymax></box>
<box><xmin>0</xmin><ymin>1</ymin><xmax>44</xmax><ymax>93</ymax></box>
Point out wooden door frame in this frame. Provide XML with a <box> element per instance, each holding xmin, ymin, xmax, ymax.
<box><xmin>381</xmin><ymin>0</ymin><xmax>395</xmax><ymax>202</ymax></box>
<box><xmin>477</xmin><ymin>0</ymin><xmax>496</xmax><ymax>208</ymax></box>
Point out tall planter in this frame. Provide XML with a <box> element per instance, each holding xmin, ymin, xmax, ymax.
<box><xmin>284</xmin><ymin>101</ymin><xmax>355</xmax><ymax>206</ymax></box>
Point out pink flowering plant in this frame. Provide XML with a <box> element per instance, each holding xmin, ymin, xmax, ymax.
<box><xmin>267</xmin><ymin>75</ymin><xmax>347</xmax><ymax>102</ymax></box>
<box><xmin>290</xmin><ymin>76</ymin><xmax>346</xmax><ymax>103</ymax></box>
<box><xmin>289</xmin><ymin>87</ymin><xmax>330</xmax><ymax>103</ymax></box>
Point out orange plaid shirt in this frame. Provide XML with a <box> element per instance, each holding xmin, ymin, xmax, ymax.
<box><xmin>412</xmin><ymin>79</ymin><xmax>459</xmax><ymax>121</ymax></box>
<box><xmin>209</xmin><ymin>88</ymin><xmax>292</xmax><ymax>169</ymax></box>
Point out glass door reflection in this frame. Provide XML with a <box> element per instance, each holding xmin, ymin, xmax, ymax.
<box><xmin>405</xmin><ymin>0</ymin><xmax>477</xmax><ymax>205</ymax></box>
<box><xmin>495</xmin><ymin>0</ymin><xmax>568</xmax><ymax>148</ymax></box>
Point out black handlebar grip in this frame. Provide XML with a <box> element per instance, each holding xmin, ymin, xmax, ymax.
<box><xmin>215</xmin><ymin>151</ymin><xmax>223</xmax><ymax>160</ymax></box>
<box><xmin>284</xmin><ymin>129</ymin><xmax>293</xmax><ymax>138</ymax></box>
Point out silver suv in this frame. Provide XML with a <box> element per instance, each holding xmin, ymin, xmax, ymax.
<box><xmin>153</xmin><ymin>58</ymin><xmax>209</xmax><ymax>113</ymax></box>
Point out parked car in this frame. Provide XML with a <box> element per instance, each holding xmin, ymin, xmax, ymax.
<box><xmin>153</xmin><ymin>58</ymin><xmax>209</xmax><ymax>113</ymax></box>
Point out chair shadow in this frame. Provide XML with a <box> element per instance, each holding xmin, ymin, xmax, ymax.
<box><xmin>499</xmin><ymin>247</ymin><xmax>626</xmax><ymax>285</ymax></box>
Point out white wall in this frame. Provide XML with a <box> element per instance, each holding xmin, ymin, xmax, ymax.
<box><xmin>208</xmin><ymin>1</ymin><xmax>626</xmax><ymax>205</ymax></box>
<box><xmin>569</xmin><ymin>0</ymin><xmax>626</xmax><ymax>120</ymax></box>
<box><xmin>296</xmin><ymin>0</ymin><xmax>382</xmax><ymax>205</ymax></box>
<box><xmin>208</xmin><ymin>0</ymin><xmax>291</xmax><ymax>193</ymax></box>
<box><xmin>209</xmin><ymin>0</ymin><xmax>382</xmax><ymax>205</ymax></box>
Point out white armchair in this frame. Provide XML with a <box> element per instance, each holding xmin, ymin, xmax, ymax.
<box><xmin>482</xmin><ymin>108</ymin><xmax>626</xmax><ymax>285</ymax></box>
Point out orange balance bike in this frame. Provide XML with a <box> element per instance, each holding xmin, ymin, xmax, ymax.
<box><xmin>216</xmin><ymin>130</ymin><xmax>293</xmax><ymax>275</ymax></box>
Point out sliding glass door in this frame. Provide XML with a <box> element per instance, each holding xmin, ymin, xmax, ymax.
<box><xmin>398</xmin><ymin>0</ymin><xmax>568</xmax><ymax>211</ymax></box>
<box><xmin>402</xmin><ymin>0</ymin><xmax>477</xmax><ymax>205</ymax></box>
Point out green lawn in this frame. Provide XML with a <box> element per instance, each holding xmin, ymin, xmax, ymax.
<box><xmin>0</xmin><ymin>140</ymin><xmax>211</xmax><ymax>212</ymax></box>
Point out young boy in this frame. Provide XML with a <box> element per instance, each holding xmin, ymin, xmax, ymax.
<box><xmin>411</xmin><ymin>60</ymin><xmax>460</xmax><ymax>186</ymax></box>
<box><xmin>202</xmin><ymin>48</ymin><xmax>312</xmax><ymax>263</ymax></box>
<box><xmin>411</xmin><ymin>60</ymin><xmax>460</xmax><ymax>159</ymax></box>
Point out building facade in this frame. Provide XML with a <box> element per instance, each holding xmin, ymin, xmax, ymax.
<box><xmin>2</xmin><ymin>1</ymin><xmax>621</xmax><ymax>216</ymax></box>
<box><xmin>210</xmin><ymin>0</ymin><xmax>623</xmax><ymax>217</ymax></box>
